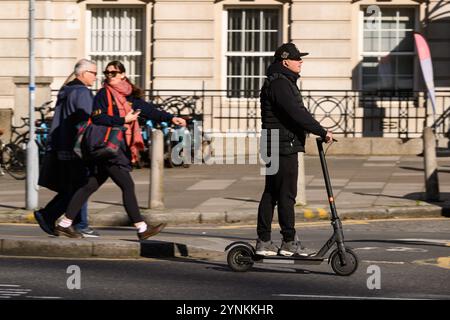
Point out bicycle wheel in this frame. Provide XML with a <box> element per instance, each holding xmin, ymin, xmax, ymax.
<box><xmin>2</xmin><ymin>143</ymin><xmax>26</xmax><ymax>180</ymax></box>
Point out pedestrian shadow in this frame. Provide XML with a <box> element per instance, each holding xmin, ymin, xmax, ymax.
<box><xmin>92</xmin><ymin>200</ymin><xmax>148</xmax><ymax>210</ymax></box>
<box><xmin>121</xmin><ymin>239</ymin><xmax>217</xmax><ymax>259</ymax></box>
<box><xmin>398</xmin><ymin>166</ymin><xmax>424</xmax><ymax>172</ymax></box>
<box><xmin>0</xmin><ymin>204</ymin><xmax>22</xmax><ymax>209</ymax></box>
<box><xmin>123</xmin><ymin>239</ymin><xmax>337</xmax><ymax>276</ymax></box>
<box><xmin>161</xmin><ymin>230</ymin><xmax>254</xmax><ymax>241</ymax></box>
<box><xmin>223</xmin><ymin>197</ymin><xmax>259</xmax><ymax>203</ymax></box>
<box><xmin>93</xmin><ymin>226</ymin><xmax>255</xmax><ymax>241</ymax></box>
<box><xmin>352</xmin><ymin>191</ymin><xmax>450</xmax><ymax>217</ymax></box>
<box><xmin>399</xmin><ymin>166</ymin><xmax>450</xmax><ymax>174</ymax></box>
<box><xmin>353</xmin><ymin>191</ymin><xmax>422</xmax><ymax>200</ymax></box>
<box><xmin>203</xmin><ymin>263</ymin><xmax>335</xmax><ymax>276</ymax></box>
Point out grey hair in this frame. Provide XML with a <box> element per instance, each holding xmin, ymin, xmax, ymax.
<box><xmin>74</xmin><ymin>59</ymin><xmax>96</xmax><ymax>76</ymax></box>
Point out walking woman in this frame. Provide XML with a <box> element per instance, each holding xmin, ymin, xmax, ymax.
<box><xmin>56</xmin><ymin>60</ymin><xmax>186</xmax><ymax>239</ymax></box>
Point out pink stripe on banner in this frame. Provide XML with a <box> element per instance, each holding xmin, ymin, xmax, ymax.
<box><xmin>414</xmin><ymin>33</ymin><xmax>431</xmax><ymax>60</ymax></box>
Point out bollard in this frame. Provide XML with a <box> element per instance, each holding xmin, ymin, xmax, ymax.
<box><xmin>149</xmin><ymin>129</ymin><xmax>165</xmax><ymax>209</ymax></box>
<box><xmin>296</xmin><ymin>152</ymin><xmax>307</xmax><ymax>206</ymax></box>
<box><xmin>423</xmin><ymin>127</ymin><xmax>440</xmax><ymax>201</ymax></box>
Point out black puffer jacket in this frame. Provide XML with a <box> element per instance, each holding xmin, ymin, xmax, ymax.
<box><xmin>260</xmin><ymin>61</ymin><xmax>327</xmax><ymax>155</ymax></box>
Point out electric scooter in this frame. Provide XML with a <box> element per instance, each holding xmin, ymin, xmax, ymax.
<box><xmin>225</xmin><ymin>137</ymin><xmax>359</xmax><ymax>276</ymax></box>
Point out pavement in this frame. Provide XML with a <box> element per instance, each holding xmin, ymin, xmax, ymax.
<box><xmin>1</xmin><ymin>154</ymin><xmax>450</xmax><ymax>259</ymax></box>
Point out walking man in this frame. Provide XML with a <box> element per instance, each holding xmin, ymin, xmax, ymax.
<box><xmin>35</xmin><ymin>59</ymin><xmax>99</xmax><ymax>237</ymax></box>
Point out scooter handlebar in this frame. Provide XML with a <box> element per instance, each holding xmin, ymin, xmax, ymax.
<box><xmin>317</xmin><ymin>137</ymin><xmax>338</xmax><ymax>144</ymax></box>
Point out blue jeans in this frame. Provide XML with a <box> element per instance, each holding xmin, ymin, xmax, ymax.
<box><xmin>75</xmin><ymin>202</ymin><xmax>89</xmax><ymax>229</ymax></box>
<box><xmin>41</xmin><ymin>192</ymin><xmax>89</xmax><ymax>229</ymax></box>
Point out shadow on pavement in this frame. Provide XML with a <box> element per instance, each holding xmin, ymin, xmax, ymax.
<box><xmin>92</xmin><ymin>200</ymin><xmax>148</xmax><ymax>210</ymax></box>
<box><xmin>149</xmin><ymin>254</ymin><xmax>337</xmax><ymax>276</ymax></box>
<box><xmin>400</xmin><ymin>166</ymin><xmax>450</xmax><ymax>173</ymax></box>
<box><xmin>161</xmin><ymin>230</ymin><xmax>254</xmax><ymax>241</ymax></box>
<box><xmin>223</xmin><ymin>197</ymin><xmax>259</xmax><ymax>203</ymax></box>
<box><xmin>0</xmin><ymin>204</ymin><xmax>23</xmax><ymax>210</ymax></box>
<box><xmin>123</xmin><ymin>239</ymin><xmax>338</xmax><ymax>276</ymax></box>
<box><xmin>353</xmin><ymin>191</ymin><xmax>450</xmax><ymax>217</ymax></box>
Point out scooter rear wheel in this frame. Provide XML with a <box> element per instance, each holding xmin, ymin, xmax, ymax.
<box><xmin>227</xmin><ymin>245</ymin><xmax>254</xmax><ymax>272</ymax></box>
<box><xmin>330</xmin><ymin>248</ymin><xmax>359</xmax><ymax>276</ymax></box>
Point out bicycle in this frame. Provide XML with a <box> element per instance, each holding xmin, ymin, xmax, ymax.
<box><xmin>34</xmin><ymin>101</ymin><xmax>54</xmax><ymax>160</ymax></box>
<box><xmin>138</xmin><ymin>115</ymin><xmax>201</xmax><ymax>169</ymax></box>
<box><xmin>0</xmin><ymin>101</ymin><xmax>53</xmax><ymax>180</ymax></box>
<box><xmin>0</xmin><ymin>119</ymin><xmax>28</xmax><ymax>180</ymax></box>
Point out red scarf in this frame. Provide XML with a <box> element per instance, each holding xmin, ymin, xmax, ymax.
<box><xmin>104</xmin><ymin>81</ymin><xmax>144</xmax><ymax>164</ymax></box>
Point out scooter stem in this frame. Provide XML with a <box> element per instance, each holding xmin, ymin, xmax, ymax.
<box><xmin>316</xmin><ymin>138</ymin><xmax>347</xmax><ymax>265</ymax></box>
<box><xmin>316</xmin><ymin>138</ymin><xmax>338</xmax><ymax>220</ymax></box>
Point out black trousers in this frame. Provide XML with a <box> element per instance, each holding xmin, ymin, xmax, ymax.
<box><xmin>257</xmin><ymin>153</ymin><xmax>298</xmax><ymax>242</ymax></box>
<box><xmin>65</xmin><ymin>164</ymin><xmax>144</xmax><ymax>224</ymax></box>
<box><xmin>41</xmin><ymin>192</ymin><xmax>84</xmax><ymax>226</ymax></box>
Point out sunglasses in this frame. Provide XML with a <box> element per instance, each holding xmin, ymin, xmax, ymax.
<box><xmin>103</xmin><ymin>70</ymin><xmax>121</xmax><ymax>77</ymax></box>
<box><xmin>85</xmin><ymin>70</ymin><xmax>97</xmax><ymax>76</ymax></box>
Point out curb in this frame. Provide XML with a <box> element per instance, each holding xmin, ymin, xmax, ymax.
<box><xmin>0</xmin><ymin>205</ymin><xmax>448</xmax><ymax>226</ymax></box>
<box><xmin>0</xmin><ymin>237</ymin><xmax>225</xmax><ymax>260</ymax></box>
<box><xmin>0</xmin><ymin>206</ymin><xmax>448</xmax><ymax>260</ymax></box>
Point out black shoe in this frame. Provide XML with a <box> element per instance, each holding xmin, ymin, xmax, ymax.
<box><xmin>34</xmin><ymin>211</ymin><xmax>56</xmax><ymax>236</ymax></box>
<box><xmin>55</xmin><ymin>225</ymin><xmax>83</xmax><ymax>238</ymax></box>
<box><xmin>137</xmin><ymin>223</ymin><xmax>167</xmax><ymax>240</ymax></box>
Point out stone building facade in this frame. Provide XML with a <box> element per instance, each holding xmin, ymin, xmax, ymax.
<box><xmin>0</xmin><ymin>0</ymin><xmax>449</xmax><ymax>141</ymax></box>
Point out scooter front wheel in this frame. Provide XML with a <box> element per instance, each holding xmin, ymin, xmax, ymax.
<box><xmin>227</xmin><ymin>245</ymin><xmax>254</xmax><ymax>272</ymax></box>
<box><xmin>330</xmin><ymin>247</ymin><xmax>359</xmax><ymax>276</ymax></box>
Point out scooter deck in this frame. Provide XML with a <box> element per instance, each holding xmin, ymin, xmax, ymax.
<box><xmin>253</xmin><ymin>254</ymin><xmax>325</xmax><ymax>265</ymax></box>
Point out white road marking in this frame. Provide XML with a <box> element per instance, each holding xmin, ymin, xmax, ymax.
<box><xmin>0</xmin><ymin>284</ymin><xmax>20</xmax><ymax>287</ymax></box>
<box><xmin>0</xmin><ymin>190</ymin><xmax>25</xmax><ymax>195</ymax></box>
<box><xmin>26</xmin><ymin>296</ymin><xmax>62</xmax><ymax>299</ymax></box>
<box><xmin>362</xmin><ymin>260</ymin><xmax>405</xmax><ymax>265</ymax></box>
<box><xmin>0</xmin><ymin>288</ymin><xmax>31</xmax><ymax>291</ymax></box>
<box><xmin>394</xmin><ymin>239</ymin><xmax>450</xmax><ymax>245</ymax></box>
<box><xmin>345</xmin><ymin>182</ymin><xmax>385</xmax><ymax>189</ymax></box>
<box><xmin>187</xmin><ymin>179</ymin><xmax>236</xmax><ymax>191</ymax></box>
<box><xmin>0</xmin><ymin>284</ymin><xmax>33</xmax><ymax>298</ymax></box>
<box><xmin>392</xmin><ymin>172</ymin><xmax>424</xmax><ymax>176</ymax></box>
<box><xmin>273</xmin><ymin>294</ymin><xmax>434</xmax><ymax>300</ymax></box>
<box><xmin>386</xmin><ymin>247</ymin><xmax>428</xmax><ymax>253</ymax></box>
<box><xmin>368</xmin><ymin>156</ymin><xmax>401</xmax><ymax>161</ymax></box>
<box><xmin>363</xmin><ymin>163</ymin><xmax>396</xmax><ymax>167</ymax></box>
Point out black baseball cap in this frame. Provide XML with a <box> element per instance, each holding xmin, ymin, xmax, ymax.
<box><xmin>274</xmin><ymin>43</ymin><xmax>309</xmax><ymax>61</ymax></box>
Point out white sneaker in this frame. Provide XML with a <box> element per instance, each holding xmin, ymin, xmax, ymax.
<box><xmin>255</xmin><ymin>240</ymin><xmax>278</xmax><ymax>256</ymax></box>
<box><xmin>279</xmin><ymin>241</ymin><xmax>315</xmax><ymax>257</ymax></box>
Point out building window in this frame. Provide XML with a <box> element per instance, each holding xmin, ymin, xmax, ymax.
<box><xmin>226</xmin><ymin>8</ymin><xmax>281</xmax><ymax>98</ymax></box>
<box><xmin>88</xmin><ymin>7</ymin><xmax>144</xmax><ymax>89</ymax></box>
<box><xmin>361</xmin><ymin>7</ymin><xmax>416</xmax><ymax>95</ymax></box>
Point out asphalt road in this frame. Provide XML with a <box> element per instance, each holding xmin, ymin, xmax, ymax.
<box><xmin>0</xmin><ymin>218</ymin><xmax>448</xmax><ymax>301</ymax></box>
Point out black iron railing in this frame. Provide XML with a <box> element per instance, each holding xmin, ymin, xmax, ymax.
<box><xmin>144</xmin><ymin>89</ymin><xmax>450</xmax><ymax>139</ymax></box>
<box><xmin>51</xmin><ymin>89</ymin><xmax>450</xmax><ymax>138</ymax></box>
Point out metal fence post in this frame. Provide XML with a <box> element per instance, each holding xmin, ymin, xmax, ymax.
<box><xmin>423</xmin><ymin>127</ymin><xmax>440</xmax><ymax>201</ymax></box>
<box><xmin>149</xmin><ymin>129</ymin><xmax>164</xmax><ymax>209</ymax></box>
<box><xmin>296</xmin><ymin>152</ymin><xmax>307</xmax><ymax>206</ymax></box>
<box><xmin>26</xmin><ymin>0</ymin><xmax>39</xmax><ymax>210</ymax></box>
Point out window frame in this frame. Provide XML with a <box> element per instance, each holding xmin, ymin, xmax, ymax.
<box><xmin>85</xmin><ymin>5</ymin><xmax>146</xmax><ymax>90</ymax></box>
<box><xmin>358</xmin><ymin>5</ymin><xmax>419</xmax><ymax>95</ymax></box>
<box><xmin>222</xmin><ymin>6</ymin><xmax>282</xmax><ymax>99</ymax></box>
